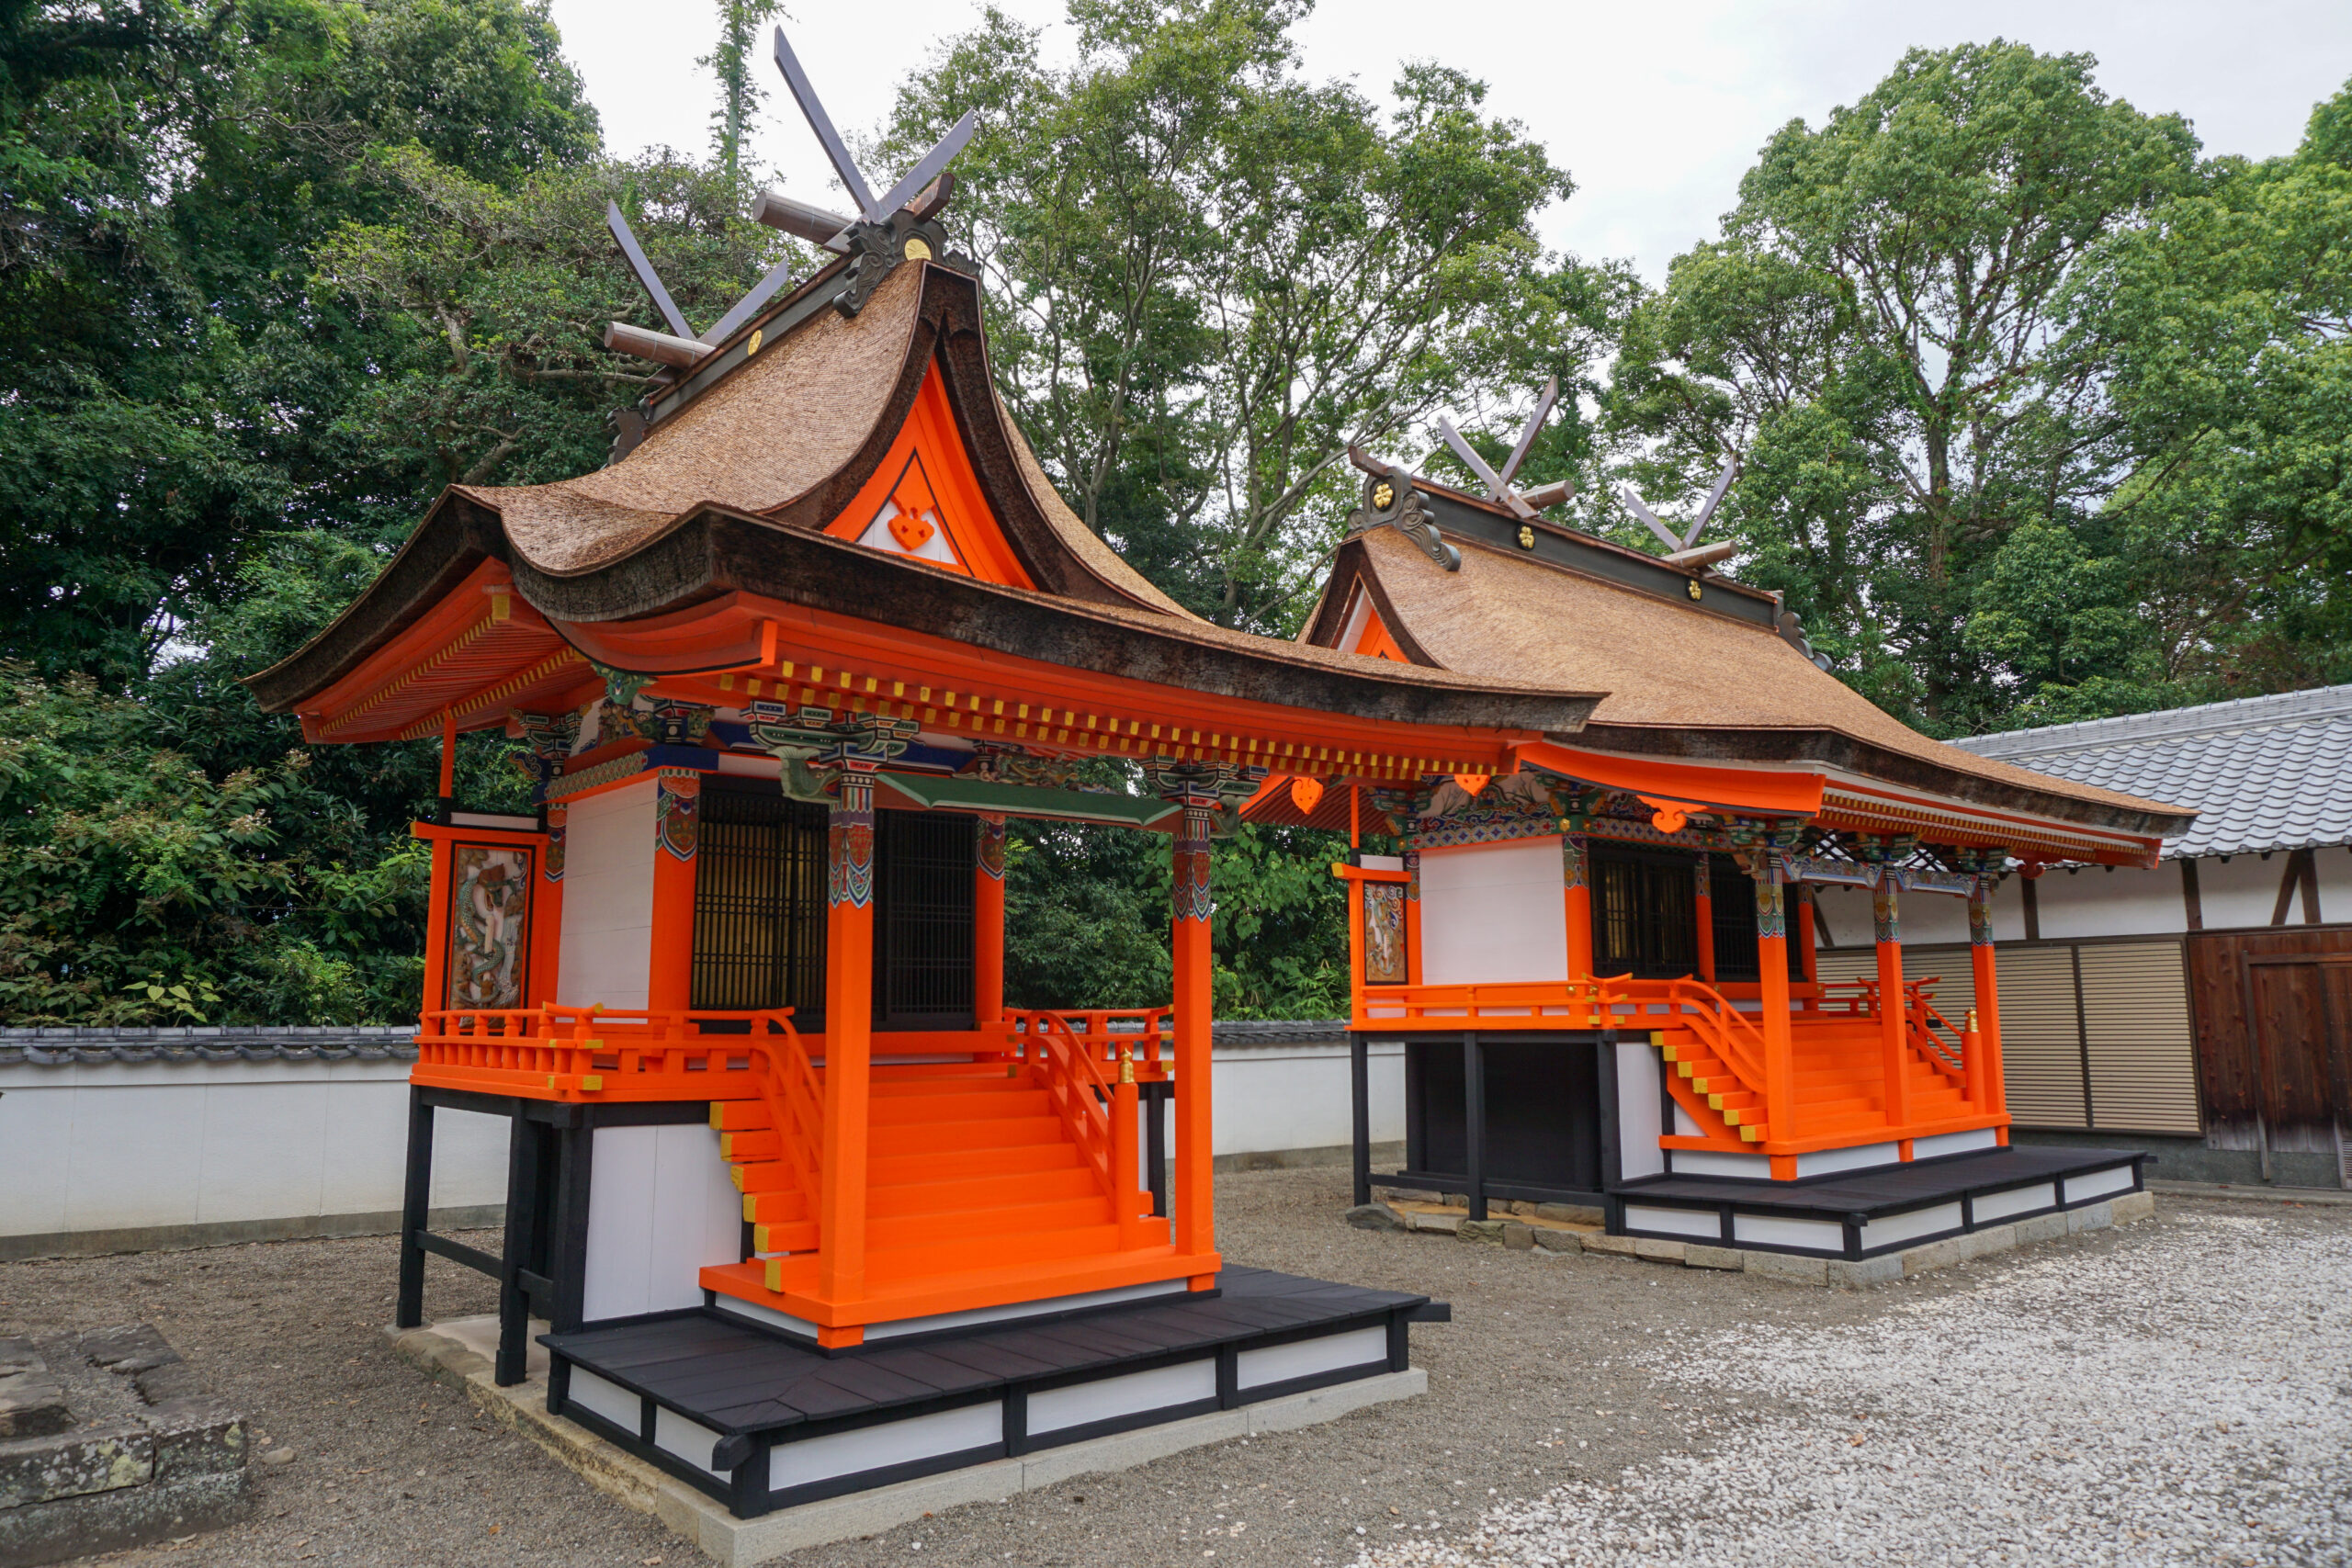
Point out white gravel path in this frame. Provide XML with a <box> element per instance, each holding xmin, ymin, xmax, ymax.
<box><xmin>1354</xmin><ymin>1212</ymin><xmax>2352</xmax><ymax>1567</ymax></box>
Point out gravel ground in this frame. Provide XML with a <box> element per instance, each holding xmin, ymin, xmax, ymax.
<box><xmin>5</xmin><ymin>1170</ymin><xmax>2346</xmax><ymax>1567</ymax></box>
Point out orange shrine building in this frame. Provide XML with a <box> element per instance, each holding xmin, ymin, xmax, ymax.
<box><xmin>248</xmin><ymin>152</ymin><xmax>2188</xmax><ymax>1519</ymax></box>
<box><xmin>1247</xmin><ymin>458</ymin><xmax>2192</xmax><ymax>1251</ymax></box>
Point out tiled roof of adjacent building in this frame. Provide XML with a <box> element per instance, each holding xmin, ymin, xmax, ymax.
<box><xmin>1951</xmin><ymin>684</ymin><xmax>2352</xmax><ymax>859</ymax></box>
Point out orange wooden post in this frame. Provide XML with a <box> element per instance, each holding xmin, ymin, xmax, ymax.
<box><xmin>1968</xmin><ymin>875</ymin><xmax>2007</xmax><ymax>1119</ymax></box>
<box><xmin>974</xmin><ymin>813</ymin><xmax>1006</xmax><ymax>1034</ymax></box>
<box><xmin>1754</xmin><ymin>866</ymin><xmax>1796</xmax><ymax>1177</ymax></box>
<box><xmin>1170</xmin><ymin>797</ymin><xmax>1217</xmax><ymax>1277</ymax></box>
<box><xmin>529</xmin><ymin>806</ymin><xmax>567</xmax><ymax>1007</ymax></box>
<box><xmin>1345</xmin><ymin>861</ymin><xmax>1366</xmax><ymax>1025</ymax></box>
<box><xmin>1793</xmin><ymin>883</ymin><xmax>1819</xmax><ymax>985</ymax></box>
<box><xmin>815</xmin><ymin>766</ymin><xmax>878</xmax><ymax>1340</ymax></box>
<box><xmin>1561</xmin><ymin>828</ymin><xmax>1594</xmax><ymax>1021</ymax></box>
<box><xmin>1692</xmin><ymin>853</ymin><xmax>1716</xmax><ymax>984</ymax></box>
<box><xmin>648</xmin><ymin>770</ymin><xmax>700</xmax><ymax>1013</ymax></box>
<box><xmin>1403</xmin><ymin>846</ymin><xmax>1423</xmax><ymax>986</ymax></box>
<box><xmin>421</xmin><ymin>829</ymin><xmax>455</xmax><ymax>1021</ymax></box>
<box><xmin>1873</xmin><ymin>875</ymin><xmax>1912</xmax><ymax>1132</ymax></box>
<box><xmin>1113</xmin><ymin>1045</ymin><xmax>1145</xmax><ymax>1247</ymax></box>
<box><xmin>437</xmin><ymin>710</ymin><xmax>457</xmax><ymax>806</ymax></box>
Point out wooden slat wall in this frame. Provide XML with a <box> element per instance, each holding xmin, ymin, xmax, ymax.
<box><xmin>2078</xmin><ymin>943</ymin><xmax>2202</xmax><ymax>1134</ymax></box>
<box><xmin>1997</xmin><ymin>947</ymin><xmax>2091</xmax><ymax>1129</ymax></box>
<box><xmin>1818</xmin><ymin>938</ymin><xmax>2202</xmax><ymax>1134</ymax></box>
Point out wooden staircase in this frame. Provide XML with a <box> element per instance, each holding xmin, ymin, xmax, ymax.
<box><xmin>1658</xmin><ymin>1012</ymin><xmax>1992</xmax><ymax>1154</ymax></box>
<box><xmin>702</xmin><ymin>1061</ymin><xmax>1202</xmax><ymax>1335</ymax></box>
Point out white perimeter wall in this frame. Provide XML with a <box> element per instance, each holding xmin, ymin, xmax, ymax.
<box><xmin>1203</xmin><ymin>1039</ymin><xmax>1403</xmax><ymax>1156</ymax></box>
<box><xmin>1419</xmin><ymin>838</ymin><xmax>1566</xmax><ymax>986</ymax></box>
<box><xmin>558</xmin><ymin>778</ymin><xmax>656</xmax><ymax>1010</ymax></box>
<box><xmin>1817</xmin><ymin>845</ymin><xmax>2352</xmax><ymax>944</ymax></box>
<box><xmin>4</xmin><ymin>1038</ymin><xmax>1398</xmax><ymax>1247</ymax></box>
<box><xmin>0</xmin><ymin>1057</ymin><xmax>508</xmax><ymax>1244</ymax></box>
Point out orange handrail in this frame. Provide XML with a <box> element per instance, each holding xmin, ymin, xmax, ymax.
<box><xmin>1612</xmin><ymin>977</ymin><xmax>1773</xmax><ymax>1119</ymax></box>
<box><xmin>1352</xmin><ymin>978</ymin><xmax>1619</xmax><ymax>1030</ymax></box>
<box><xmin>742</xmin><ymin>1014</ymin><xmax>822</xmax><ymax>1234</ymax></box>
<box><xmin>1005</xmin><ymin>1008</ymin><xmax>1173</xmax><ymax>1080</ymax></box>
<box><xmin>414</xmin><ymin>1004</ymin><xmax>787</xmax><ymax>1101</ymax></box>
<box><xmin>1019</xmin><ymin>1014</ymin><xmax>1153</xmax><ymax>1247</ymax></box>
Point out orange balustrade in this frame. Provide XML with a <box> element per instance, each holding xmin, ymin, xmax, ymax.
<box><xmin>413</xmin><ymin>1004</ymin><xmax>792</xmax><ymax>1102</ymax></box>
<box><xmin>1004</xmin><ymin>1008</ymin><xmax>1173</xmax><ymax>1082</ymax></box>
<box><xmin>1352</xmin><ymin>978</ymin><xmax>1621</xmax><ymax>1030</ymax></box>
<box><xmin>1017</xmin><ymin>1015</ymin><xmax>1157</xmax><ymax>1248</ymax></box>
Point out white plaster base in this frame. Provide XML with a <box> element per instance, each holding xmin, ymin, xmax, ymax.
<box><xmin>390</xmin><ymin>1316</ymin><xmax>1424</xmax><ymax>1567</ymax></box>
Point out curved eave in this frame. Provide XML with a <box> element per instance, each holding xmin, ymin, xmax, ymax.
<box><xmin>514</xmin><ymin>505</ymin><xmax>1598</xmax><ymax>734</ymax></box>
<box><xmin>1570</xmin><ymin>723</ymin><xmax>2192</xmax><ymax>843</ymax></box>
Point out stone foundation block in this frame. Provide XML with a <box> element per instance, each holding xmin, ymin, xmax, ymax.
<box><xmin>1457</xmin><ymin>1219</ymin><xmax>1508</xmax><ymax>1247</ymax></box>
<box><xmin>2065</xmin><ymin>1201</ymin><xmax>2115</xmax><ymax>1235</ymax></box>
<box><xmin>2012</xmin><ymin>1212</ymin><xmax>2069</xmax><ymax>1245</ymax></box>
<box><xmin>1581</xmin><ymin>1233</ymin><xmax>1638</xmax><ymax>1257</ymax></box>
<box><xmin>1499</xmin><ymin>1223</ymin><xmax>1535</xmax><ymax>1251</ymax></box>
<box><xmin>1532</xmin><ymin>1226</ymin><xmax>1583</xmax><ymax>1254</ymax></box>
<box><xmin>1683</xmin><ymin>1245</ymin><xmax>1744</xmax><ymax>1271</ymax></box>
<box><xmin>1632</xmin><ymin>1237</ymin><xmax>1688</xmax><ymax>1263</ymax></box>
<box><xmin>2110</xmin><ymin>1190</ymin><xmax>2155</xmax><ymax>1225</ymax></box>
<box><xmin>1827</xmin><ymin>1255</ymin><xmax>1903</xmax><ymax>1289</ymax></box>
<box><xmin>1742</xmin><ymin>1250</ymin><xmax>1828</xmax><ymax>1284</ymax></box>
<box><xmin>1533</xmin><ymin>1202</ymin><xmax>1605</xmax><ymax>1225</ymax></box>
<box><xmin>1342</xmin><ymin>1204</ymin><xmax>1405</xmax><ymax>1231</ymax></box>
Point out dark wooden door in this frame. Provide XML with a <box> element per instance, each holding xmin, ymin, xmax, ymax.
<box><xmin>2244</xmin><ymin>955</ymin><xmax>2352</xmax><ymax>1180</ymax></box>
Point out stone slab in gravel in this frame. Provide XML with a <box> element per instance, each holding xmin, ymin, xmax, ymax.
<box><xmin>4</xmin><ymin>1170</ymin><xmax>2344</xmax><ymax>1567</ymax></box>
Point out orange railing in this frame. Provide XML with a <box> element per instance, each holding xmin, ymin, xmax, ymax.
<box><xmin>1352</xmin><ymin>978</ymin><xmax>1621</xmax><ymax>1030</ymax></box>
<box><xmin>1004</xmin><ymin>1008</ymin><xmax>1173</xmax><ymax>1082</ymax></box>
<box><xmin>1016</xmin><ymin>1013</ymin><xmax>1153</xmax><ymax>1247</ymax></box>
<box><xmin>1821</xmin><ymin>978</ymin><xmax>1972</xmax><ymax>1088</ymax></box>
<box><xmin>1614</xmin><ymin>977</ymin><xmax>1774</xmax><ymax>1114</ymax></box>
<box><xmin>747</xmin><ymin>1014</ymin><xmax>823</xmax><ymax>1222</ymax></box>
<box><xmin>413</xmin><ymin>1004</ymin><xmax>790</xmax><ymax>1103</ymax></box>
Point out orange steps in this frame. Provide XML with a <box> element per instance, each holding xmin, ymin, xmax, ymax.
<box><xmin>1657</xmin><ymin>1016</ymin><xmax>1993</xmax><ymax>1152</ymax></box>
<box><xmin>704</xmin><ymin>1059</ymin><xmax>1197</xmax><ymax>1333</ymax></box>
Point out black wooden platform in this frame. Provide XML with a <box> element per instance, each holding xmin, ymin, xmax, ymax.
<box><xmin>1609</xmin><ymin>1145</ymin><xmax>2147</xmax><ymax>1259</ymax></box>
<box><xmin>541</xmin><ymin>1267</ymin><xmax>1432</xmax><ymax>1517</ymax></box>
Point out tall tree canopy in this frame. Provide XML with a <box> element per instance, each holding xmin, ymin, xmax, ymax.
<box><xmin>878</xmin><ymin>0</ymin><xmax>1624</xmax><ymax>628</ymax></box>
<box><xmin>1606</xmin><ymin>42</ymin><xmax>2202</xmax><ymax>730</ymax></box>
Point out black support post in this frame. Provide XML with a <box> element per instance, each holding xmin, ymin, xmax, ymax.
<box><xmin>546</xmin><ymin>1116</ymin><xmax>594</xmax><ymax>1336</ymax></box>
<box><xmin>495</xmin><ymin>1107</ymin><xmax>535</xmax><ymax>1387</ymax></box>
<box><xmin>395</xmin><ymin>1088</ymin><xmax>435</xmax><ymax>1331</ymax></box>
<box><xmin>1350</xmin><ymin>1032</ymin><xmax>1372</xmax><ymax>1208</ymax></box>
<box><xmin>1144</xmin><ymin>1083</ymin><xmax>1170</xmax><ymax>1218</ymax></box>
<box><xmin>1464</xmin><ymin>1032</ymin><xmax>1486</xmax><ymax>1223</ymax></box>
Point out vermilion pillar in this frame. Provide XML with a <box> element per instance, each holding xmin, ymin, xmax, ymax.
<box><xmin>1969</xmin><ymin>875</ymin><xmax>2007</xmax><ymax>1121</ymax></box>
<box><xmin>974</xmin><ymin>813</ymin><xmax>1007</xmax><ymax>1032</ymax></box>
<box><xmin>1873</xmin><ymin>876</ymin><xmax>1912</xmax><ymax>1132</ymax></box>
<box><xmin>1561</xmin><ymin>827</ymin><xmax>1593</xmax><ymax>981</ymax></box>
<box><xmin>1793</xmin><ymin>883</ymin><xmax>1820</xmax><ymax>986</ymax></box>
<box><xmin>1170</xmin><ymin>798</ymin><xmax>1217</xmax><ymax>1279</ymax></box>
<box><xmin>815</xmin><ymin>766</ymin><xmax>877</xmax><ymax>1337</ymax></box>
<box><xmin>530</xmin><ymin>805</ymin><xmax>567</xmax><ymax>1007</ymax></box>
<box><xmin>648</xmin><ymin>771</ymin><xmax>700</xmax><ymax>1013</ymax></box>
<box><xmin>1754</xmin><ymin>865</ymin><xmax>1796</xmax><ymax>1177</ymax></box>
<box><xmin>1403</xmin><ymin>846</ymin><xmax>1423</xmax><ymax>985</ymax></box>
<box><xmin>1693</xmin><ymin>852</ymin><xmax>1716</xmax><ymax>984</ymax></box>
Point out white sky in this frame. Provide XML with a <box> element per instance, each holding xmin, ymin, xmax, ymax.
<box><xmin>548</xmin><ymin>0</ymin><xmax>2352</xmax><ymax>283</ymax></box>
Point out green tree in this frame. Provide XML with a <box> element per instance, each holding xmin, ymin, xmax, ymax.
<box><xmin>1609</xmin><ymin>41</ymin><xmax>2200</xmax><ymax>730</ymax></box>
<box><xmin>881</xmin><ymin>0</ymin><xmax>1607</xmax><ymax>629</ymax></box>
<box><xmin>701</xmin><ymin>0</ymin><xmax>785</xmax><ymax>180</ymax></box>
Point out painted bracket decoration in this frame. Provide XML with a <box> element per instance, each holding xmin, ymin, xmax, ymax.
<box><xmin>657</xmin><ymin>770</ymin><xmax>700</xmax><ymax>861</ymax></box>
<box><xmin>1172</xmin><ymin>803</ymin><xmax>1215</xmax><ymax>924</ymax></box>
<box><xmin>544</xmin><ymin>806</ymin><xmax>566</xmax><ymax>881</ymax></box>
<box><xmin>828</xmin><ymin>773</ymin><xmax>877</xmax><ymax>909</ymax></box>
<box><xmin>978</xmin><ymin>812</ymin><xmax>1007</xmax><ymax>881</ymax></box>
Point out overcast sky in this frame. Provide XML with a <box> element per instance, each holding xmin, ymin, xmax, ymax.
<box><xmin>548</xmin><ymin>0</ymin><xmax>2352</xmax><ymax>282</ymax></box>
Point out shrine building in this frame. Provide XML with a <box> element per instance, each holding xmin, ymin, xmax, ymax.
<box><xmin>1246</xmin><ymin>457</ymin><xmax>2194</xmax><ymax>1251</ymax></box>
<box><xmin>244</xmin><ymin>108</ymin><xmax>2191</xmax><ymax>1525</ymax></box>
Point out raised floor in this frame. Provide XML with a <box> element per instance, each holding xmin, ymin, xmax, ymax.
<box><xmin>1609</xmin><ymin>1145</ymin><xmax>2149</xmax><ymax>1259</ymax></box>
<box><xmin>541</xmin><ymin>1266</ymin><xmax>1436</xmax><ymax>1517</ymax></box>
